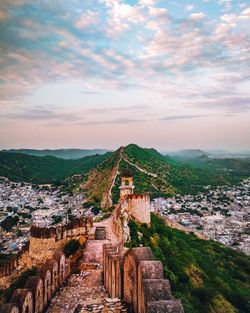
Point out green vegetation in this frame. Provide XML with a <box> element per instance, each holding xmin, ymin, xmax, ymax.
<box><xmin>1</xmin><ymin>145</ymin><xmax>250</xmax><ymax>206</ymax></box>
<box><xmin>0</xmin><ymin>151</ymin><xmax>111</xmax><ymax>185</ymax></box>
<box><xmin>79</xmin><ymin>148</ymin><xmax>122</xmax><ymax>206</ymax></box>
<box><xmin>127</xmin><ymin>214</ymin><xmax>250</xmax><ymax>313</ymax></box>
<box><xmin>112</xmin><ymin>144</ymin><xmax>250</xmax><ymax>204</ymax></box>
<box><xmin>0</xmin><ymin>215</ymin><xmax>19</xmax><ymax>232</ymax></box>
<box><xmin>3</xmin><ymin>148</ymin><xmax>110</xmax><ymax>159</ymax></box>
<box><xmin>51</xmin><ymin>215</ymin><xmax>63</xmax><ymax>225</ymax></box>
<box><xmin>0</xmin><ymin>253</ymin><xmax>13</xmax><ymax>267</ymax></box>
<box><xmin>63</xmin><ymin>239</ymin><xmax>81</xmax><ymax>257</ymax></box>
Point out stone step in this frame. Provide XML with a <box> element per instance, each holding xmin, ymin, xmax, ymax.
<box><xmin>143</xmin><ymin>279</ymin><xmax>173</xmax><ymax>301</ymax></box>
<box><xmin>147</xmin><ymin>299</ymin><xmax>184</xmax><ymax>313</ymax></box>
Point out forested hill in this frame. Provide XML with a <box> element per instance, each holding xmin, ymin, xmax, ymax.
<box><xmin>73</xmin><ymin>144</ymin><xmax>250</xmax><ymax>206</ymax></box>
<box><xmin>1</xmin><ymin>144</ymin><xmax>250</xmax><ymax>201</ymax></box>
<box><xmin>0</xmin><ymin>151</ymin><xmax>111</xmax><ymax>184</ymax></box>
<box><xmin>127</xmin><ymin>213</ymin><xmax>250</xmax><ymax>313</ymax></box>
<box><xmin>2</xmin><ymin>148</ymin><xmax>110</xmax><ymax>159</ymax></box>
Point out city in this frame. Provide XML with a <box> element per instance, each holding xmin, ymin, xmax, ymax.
<box><xmin>152</xmin><ymin>179</ymin><xmax>250</xmax><ymax>255</ymax></box>
<box><xmin>0</xmin><ymin>177</ymin><xmax>85</xmax><ymax>255</ymax></box>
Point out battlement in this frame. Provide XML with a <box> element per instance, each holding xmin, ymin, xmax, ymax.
<box><xmin>0</xmin><ymin>251</ymin><xmax>70</xmax><ymax>313</ymax></box>
<box><xmin>29</xmin><ymin>216</ymin><xmax>93</xmax><ymax>263</ymax></box>
<box><xmin>0</xmin><ymin>217</ymin><xmax>93</xmax><ymax>281</ymax></box>
<box><xmin>30</xmin><ymin>216</ymin><xmax>93</xmax><ymax>240</ymax></box>
<box><xmin>103</xmin><ymin>244</ymin><xmax>184</xmax><ymax>313</ymax></box>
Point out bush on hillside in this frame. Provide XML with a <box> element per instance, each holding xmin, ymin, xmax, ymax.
<box><xmin>63</xmin><ymin>239</ymin><xmax>80</xmax><ymax>257</ymax></box>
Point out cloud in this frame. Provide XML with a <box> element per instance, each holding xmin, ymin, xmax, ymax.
<box><xmin>0</xmin><ymin>0</ymin><xmax>249</xmax><ymax>120</ymax></box>
<box><xmin>139</xmin><ymin>0</ymin><xmax>159</xmax><ymax>6</ymax></box>
<box><xmin>4</xmin><ymin>107</ymin><xmax>82</xmax><ymax>122</ymax></box>
<box><xmin>189</xmin><ymin>12</ymin><xmax>206</xmax><ymax>20</ymax></box>
<box><xmin>75</xmin><ymin>10</ymin><xmax>99</xmax><ymax>29</ymax></box>
<box><xmin>161</xmin><ymin>114</ymin><xmax>212</xmax><ymax>121</ymax></box>
<box><xmin>192</xmin><ymin>96</ymin><xmax>250</xmax><ymax>112</ymax></box>
<box><xmin>80</xmin><ymin>90</ymin><xmax>102</xmax><ymax>95</ymax></box>
<box><xmin>83</xmin><ymin>117</ymin><xmax>145</xmax><ymax>126</ymax></box>
<box><xmin>186</xmin><ymin>4</ymin><xmax>194</xmax><ymax>11</ymax></box>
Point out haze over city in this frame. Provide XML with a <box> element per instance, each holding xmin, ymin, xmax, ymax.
<box><xmin>0</xmin><ymin>0</ymin><xmax>249</xmax><ymax>150</ymax></box>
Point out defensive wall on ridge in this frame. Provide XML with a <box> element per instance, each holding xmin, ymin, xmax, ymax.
<box><xmin>111</xmin><ymin>193</ymin><xmax>151</xmax><ymax>242</ymax></box>
<box><xmin>103</xmin><ymin>243</ymin><xmax>184</xmax><ymax>313</ymax></box>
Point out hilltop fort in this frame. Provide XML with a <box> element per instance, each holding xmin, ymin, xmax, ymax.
<box><xmin>0</xmin><ymin>170</ymin><xmax>184</xmax><ymax>313</ymax></box>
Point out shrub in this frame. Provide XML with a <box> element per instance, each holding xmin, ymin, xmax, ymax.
<box><xmin>63</xmin><ymin>239</ymin><xmax>80</xmax><ymax>257</ymax></box>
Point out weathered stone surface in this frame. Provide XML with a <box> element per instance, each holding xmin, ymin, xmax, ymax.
<box><xmin>0</xmin><ymin>303</ymin><xmax>19</xmax><ymax>313</ymax></box>
<box><xmin>147</xmin><ymin>300</ymin><xmax>185</xmax><ymax>313</ymax></box>
<box><xmin>143</xmin><ymin>279</ymin><xmax>173</xmax><ymax>301</ymax></box>
<box><xmin>10</xmin><ymin>288</ymin><xmax>33</xmax><ymax>313</ymax></box>
<box><xmin>25</xmin><ymin>276</ymin><xmax>43</xmax><ymax>313</ymax></box>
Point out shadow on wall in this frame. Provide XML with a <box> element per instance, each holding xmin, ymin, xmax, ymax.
<box><xmin>0</xmin><ymin>251</ymin><xmax>70</xmax><ymax>313</ymax></box>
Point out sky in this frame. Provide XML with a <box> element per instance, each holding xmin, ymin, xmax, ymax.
<box><xmin>0</xmin><ymin>0</ymin><xmax>249</xmax><ymax>151</ymax></box>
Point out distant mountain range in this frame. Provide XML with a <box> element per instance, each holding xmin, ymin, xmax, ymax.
<box><xmin>1</xmin><ymin>144</ymin><xmax>250</xmax><ymax>207</ymax></box>
<box><xmin>2</xmin><ymin>148</ymin><xmax>110</xmax><ymax>159</ymax></box>
<box><xmin>165</xmin><ymin>148</ymin><xmax>250</xmax><ymax>159</ymax></box>
<box><xmin>0</xmin><ymin>151</ymin><xmax>111</xmax><ymax>185</ymax></box>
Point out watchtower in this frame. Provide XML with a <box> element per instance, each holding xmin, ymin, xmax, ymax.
<box><xmin>119</xmin><ymin>169</ymin><xmax>134</xmax><ymax>199</ymax></box>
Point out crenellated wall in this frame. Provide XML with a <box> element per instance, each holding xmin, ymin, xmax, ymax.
<box><xmin>111</xmin><ymin>193</ymin><xmax>151</xmax><ymax>244</ymax></box>
<box><xmin>103</xmin><ymin>244</ymin><xmax>184</xmax><ymax>313</ymax></box>
<box><xmin>0</xmin><ymin>217</ymin><xmax>93</xmax><ymax>284</ymax></box>
<box><xmin>0</xmin><ymin>251</ymin><xmax>70</xmax><ymax>313</ymax></box>
<box><xmin>125</xmin><ymin>193</ymin><xmax>151</xmax><ymax>225</ymax></box>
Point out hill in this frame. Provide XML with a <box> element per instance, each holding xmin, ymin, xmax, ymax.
<box><xmin>1</xmin><ymin>144</ymin><xmax>250</xmax><ymax>204</ymax></box>
<box><xmin>72</xmin><ymin>144</ymin><xmax>250</xmax><ymax>207</ymax></box>
<box><xmin>0</xmin><ymin>151</ymin><xmax>111</xmax><ymax>185</ymax></box>
<box><xmin>2</xmin><ymin>148</ymin><xmax>110</xmax><ymax>159</ymax></box>
<box><xmin>127</xmin><ymin>213</ymin><xmax>250</xmax><ymax>313</ymax></box>
<box><xmin>167</xmin><ymin>149</ymin><xmax>209</xmax><ymax>159</ymax></box>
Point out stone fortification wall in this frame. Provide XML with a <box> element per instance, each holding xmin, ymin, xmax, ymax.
<box><xmin>103</xmin><ymin>244</ymin><xmax>184</xmax><ymax>313</ymax></box>
<box><xmin>0</xmin><ymin>243</ymin><xmax>29</xmax><ymax>279</ymax></box>
<box><xmin>126</xmin><ymin>193</ymin><xmax>151</xmax><ymax>225</ymax></box>
<box><xmin>0</xmin><ymin>252</ymin><xmax>70</xmax><ymax>313</ymax></box>
<box><xmin>29</xmin><ymin>217</ymin><xmax>93</xmax><ymax>264</ymax></box>
<box><xmin>0</xmin><ymin>216</ymin><xmax>93</xmax><ymax>284</ymax></box>
<box><xmin>111</xmin><ymin>193</ymin><xmax>151</xmax><ymax>243</ymax></box>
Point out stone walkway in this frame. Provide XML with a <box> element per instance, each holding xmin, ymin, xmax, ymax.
<box><xmin>47</xmin><ymin>239</ymin><xmax>129</xmax><ymax>313</ymax></box>
<box><xmin>47</xmin><ymin>267</ymin><xmax>128</xmax><ymax>313</ymax></box>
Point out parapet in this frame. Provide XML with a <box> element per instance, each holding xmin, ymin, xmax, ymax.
<box><xmin>30</xmin><ymin>216</ymin><xmax>93</xmax><ymax>240</ymax></box>
<box><xmin>0</xmin><ymin>251</ymin><xmax>68</xmax><ymax>313</ymax></box>
<box><xmin>103</xmin><ymin>244</ymin><xmax>184</xmax><ymax>313</ymax></box>
<box><xmin>30</xmin><ymin>226</ymin><xmax>56</xmax><ymax>239</ymax></box>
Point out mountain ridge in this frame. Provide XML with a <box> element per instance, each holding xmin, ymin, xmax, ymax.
<box><xmin>2</xmin><ymin>148</ymin><xmax>110</xmax><ymax>160</ymax></box>
<box><xmin>1</xmin><ymin>144</ymin><xmax>250</xmax><ymax>207</ymax></box>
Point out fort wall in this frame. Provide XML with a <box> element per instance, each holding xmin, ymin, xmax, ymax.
<box><xmin>111</xmin><ymin>193</ymin><xmax>151</xmax><ymax>244</ymax></box>
<box><xmin>103</xmin><ymin>243</ymin><xmax>184</xmax><ymax>313</ymax></box>
<box><xmin>0</xmin><ymin>217</ymin><xmax>93</xmax><ymax>284</ymax></box>
<box><xmin>0</xmin><ymin>251</ymin><xmax>70</xmax><ymax>313</ymax></box>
